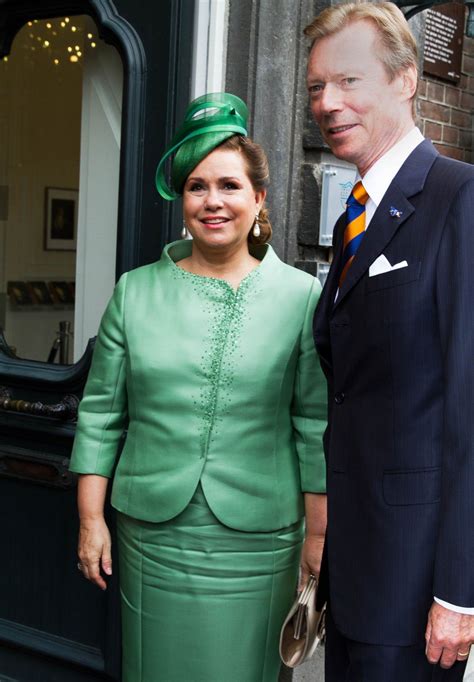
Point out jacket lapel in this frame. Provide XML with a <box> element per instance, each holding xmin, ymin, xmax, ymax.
<box><xmin>333</xmin><ymin>139</ymin><xmax>439</xmax><ymax>311</ymax></box>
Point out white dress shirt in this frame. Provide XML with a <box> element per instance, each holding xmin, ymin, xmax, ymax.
<box><xmin>357</xmin><ymin>127</ymin><xmax>474</xmax><ymax>615</ymax></box>
<box><xmin>359</xmin><ymin>126</ymin><xmax>424</xmax><ymax>227</ymax></box>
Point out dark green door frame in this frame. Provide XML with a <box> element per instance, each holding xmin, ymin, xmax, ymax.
<box><xmin>0</xmin><ymin>1</ymin><xmax>194</xmax><ymax>679</ymax></box>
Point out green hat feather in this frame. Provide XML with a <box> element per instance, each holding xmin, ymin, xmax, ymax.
<box><xmin>155</xmin><ymin>92</ymin><xmax>248</xmax><ymax>201</ymax></box>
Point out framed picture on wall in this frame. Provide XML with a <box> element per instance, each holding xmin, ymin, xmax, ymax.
<box><xmin>44</xmin><ymin>187</ymin><xmax>78</xmax><ymax>251</ymax></box>
<box><xmin>48</xmin><ymin>281</ymin><xmax>74</xmax><ymax>305</ymax></box>
<box><xmin>28</xmin><ymin>281</ymin><xmax>54</xmax><ymax>305</ymax></box>
<box><xmin>7</xmin><ymin>281</ymin><xmax>33</xmax><ymax>305</ymax></box>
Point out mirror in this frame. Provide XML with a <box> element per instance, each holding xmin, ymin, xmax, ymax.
<box><xmin>0</xmin><ymin>14</ymin><xmax>122</xmax><ymax>364</ymax></box>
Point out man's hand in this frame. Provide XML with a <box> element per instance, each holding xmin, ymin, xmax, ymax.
<box><xmin>425</xmin><ymin>602</ymin><xmax>473</xmax><ymax>668</ymax></box>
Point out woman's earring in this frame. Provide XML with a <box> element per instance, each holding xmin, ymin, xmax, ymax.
<box><xmin>253</xmin><ymin>212</ymin><xmax>261</xmax><ymax>238</ymax></box>
<box><xmin>181</xmin><ymin>221</ymin><xmax>189</xmax><ymax>239</ymax></box>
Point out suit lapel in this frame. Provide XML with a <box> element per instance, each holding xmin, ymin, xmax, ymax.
<box><xmin>334</xmin><ymin>188</ymin><xmax>414</xmax><ymax>309</ymax></box>
<box><xmin>333</xmin><ymin>139</ymin><xmax>439</xmax><ymax>311</ymax></box>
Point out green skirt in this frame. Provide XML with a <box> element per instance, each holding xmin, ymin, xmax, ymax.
<box><xmin>117</xmin><ymin>484</ymin><xmax>304</xmax><ymax>682</ymax></box>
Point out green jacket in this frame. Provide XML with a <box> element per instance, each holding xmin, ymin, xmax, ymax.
<box><xmin>69</xmin><ymin>240</ymin><xmax>327</xmax><ymax>531</ymax></box>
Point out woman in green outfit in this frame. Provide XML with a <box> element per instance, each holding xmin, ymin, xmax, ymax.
<box><xmin>70</xmin><ymin>93</ymin><xmax>327</xmax><ymax>682</ymax></box>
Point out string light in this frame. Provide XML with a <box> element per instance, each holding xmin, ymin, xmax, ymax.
<box><xmin>21</xmin><ymin>16</ymin><xmax>95</xmax><ymax>68</ymax></box>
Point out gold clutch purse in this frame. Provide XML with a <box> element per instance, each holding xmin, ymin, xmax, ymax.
<box><xmin>279</xmin><ymin>575</ymin><xmax>326</xmax><ymax>668</ymax></box>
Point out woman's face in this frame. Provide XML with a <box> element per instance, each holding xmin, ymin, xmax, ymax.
<box><xmin>182</xmin><ymin>148</ymin><xmax>265</xmax><ymax>253</ymax></box>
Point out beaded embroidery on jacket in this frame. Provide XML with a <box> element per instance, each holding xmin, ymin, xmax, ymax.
<box><xmin>171</xmin><ymin>266</ymin><xmax>262</xmax><ymax>454</ymax></box>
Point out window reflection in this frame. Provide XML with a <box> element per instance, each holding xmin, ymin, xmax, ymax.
<box><xmin>0</xmin><ymin>15</ymin><xmax>122</xmax><ymax>364</ymax></box>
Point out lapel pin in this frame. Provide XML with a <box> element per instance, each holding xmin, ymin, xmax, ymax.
<box><xmin>389</xmin><ymin>206</ymin><xmax>403</xmax><ymax>218</ymax></box>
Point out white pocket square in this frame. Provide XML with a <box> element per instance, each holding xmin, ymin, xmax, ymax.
<box><xmin>369</xmin><ymin>254</ymin><xmax>408</xmax><ymax>277</ymax></box>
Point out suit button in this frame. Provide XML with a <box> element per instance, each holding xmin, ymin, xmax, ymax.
<box><xmin>334</xmin><ymin>392</ymin><xmax>345</xmax><ymax>404</ymax></box>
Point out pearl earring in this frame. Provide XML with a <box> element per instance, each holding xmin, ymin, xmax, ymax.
<box><xmin>181</xmin><ymin>221</ymin><xmax>189</xmax><ymax>239</ymax></box>
<box><xmin>253</xmin><ymin>212</ymin><xmax>261</xmax><ymax>238</ymax></box>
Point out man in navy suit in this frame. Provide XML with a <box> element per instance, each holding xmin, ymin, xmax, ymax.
<box><xmin>306</xmin><ymin>2</ymin><xmax>474</xmax><ymax>680</ymax></box>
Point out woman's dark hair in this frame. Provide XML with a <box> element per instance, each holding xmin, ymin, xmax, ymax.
<box><xmin>217</xmin><ymin>135</ymin><xmax>272</xmax><ymax>245</ymax></box>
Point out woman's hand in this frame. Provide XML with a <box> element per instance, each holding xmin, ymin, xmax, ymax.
<box><xmin>76</xmin><ymin>474</ymin><xmax>111</xmax><ymax>590</ymax></box>
<box><xmin>299</xmin><ymin>533</ymin><xmax>325</xmax><ymax>591</ymax></box>
<box><xmin>78</xmin><ymin>516</ymin><xmax>112</xmax><ymax>590</ymax></box>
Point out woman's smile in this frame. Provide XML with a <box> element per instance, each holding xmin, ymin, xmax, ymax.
<box><xmin>200</xmin><ymin>215</ymin><xmax>230</xmax><ymax>228</ymax></box>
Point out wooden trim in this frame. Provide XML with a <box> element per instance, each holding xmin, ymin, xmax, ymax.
<box><xmin>0</xmin><ymin>617</ymin><xmax>104</xmax><ymax>672</ymax></box>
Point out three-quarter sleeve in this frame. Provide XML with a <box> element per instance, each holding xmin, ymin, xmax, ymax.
<box><xmin>69</xmin><ymin>273</ymin><xmax>129</xmax><ymax>477</ymax></box>
<box><xmin>291</xmin><ymin>278</ymin><xmax>327</xmax><ymax>493</ymax></box>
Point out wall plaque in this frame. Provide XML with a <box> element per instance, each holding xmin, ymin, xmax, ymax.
<box><xmin>423</xmin><ymin>2</ymin><xmax>465</xmax><ymax>83</ymax></box>
<box><xmin>319</xmin><ymin>163</ymin><xmax>356</xmax><ymax>247</ymax></box>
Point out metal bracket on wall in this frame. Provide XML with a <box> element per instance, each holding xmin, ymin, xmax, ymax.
<box><xmin>0</xmin><ymin>386</ymin><xmax>79</xmax><ymax>421</ymax></box>
<box><xmin>319</xmin><ymin>164</ymin><xmax>357</xmax><ymax>247</ymax></box>
<box><xmin>316</xmin><ymin>262</ymin><xmax>330</xmax><ymax>287</ymax></box>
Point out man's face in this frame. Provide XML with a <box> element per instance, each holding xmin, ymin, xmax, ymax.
<box><xmin>307</xmin><ymin>20</ymin><xmax>414</xmax><ymax>176</ymax></box>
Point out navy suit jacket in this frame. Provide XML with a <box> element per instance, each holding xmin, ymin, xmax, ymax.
<box><xmin>313</xmin><ymin>140</ymin><xmax>474</xmax><ymax>646</ymax></box>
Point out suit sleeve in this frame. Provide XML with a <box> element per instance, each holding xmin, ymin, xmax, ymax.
<box><xmin>291</xmin><ymin>278</ymin><xmax>327</xmax><ymax>493</ymax></box>
<box><xmin>433</xmin><ymin>176</ymin><xmax>474</xmax><ymax>607</ymax></box>
<box><xmin>312</xmin><ymin>215</ymin><xmax>345</xmax><ymax>463</ymax></box>
<box><xmin>69</xmin><ymin>273</ymin><xmax>129</xmax><ymax>478</ymax></box>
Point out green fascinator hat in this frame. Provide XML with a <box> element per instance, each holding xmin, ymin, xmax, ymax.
<box><xmin>155</xmin><ymin>92</ymin><xmax>248</xmax><ymax>201</ymax></box>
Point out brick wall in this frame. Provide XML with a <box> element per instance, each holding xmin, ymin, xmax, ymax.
<box><xmin>418</xmin><ymin>31</ymin><xmax>474</xmax><ymax>163</ymax></box>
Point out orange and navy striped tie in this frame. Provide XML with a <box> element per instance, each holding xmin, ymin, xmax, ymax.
<box><xmin>339</xmin><ymin>181</ymin><xmax>369</xmax><ymax>287</ymax></box>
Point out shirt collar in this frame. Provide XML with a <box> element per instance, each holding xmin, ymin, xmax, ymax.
<box><xmin>360</xmin><ymin>127</ymin><xmax>424</xmax><ymax>208</ymax></box>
